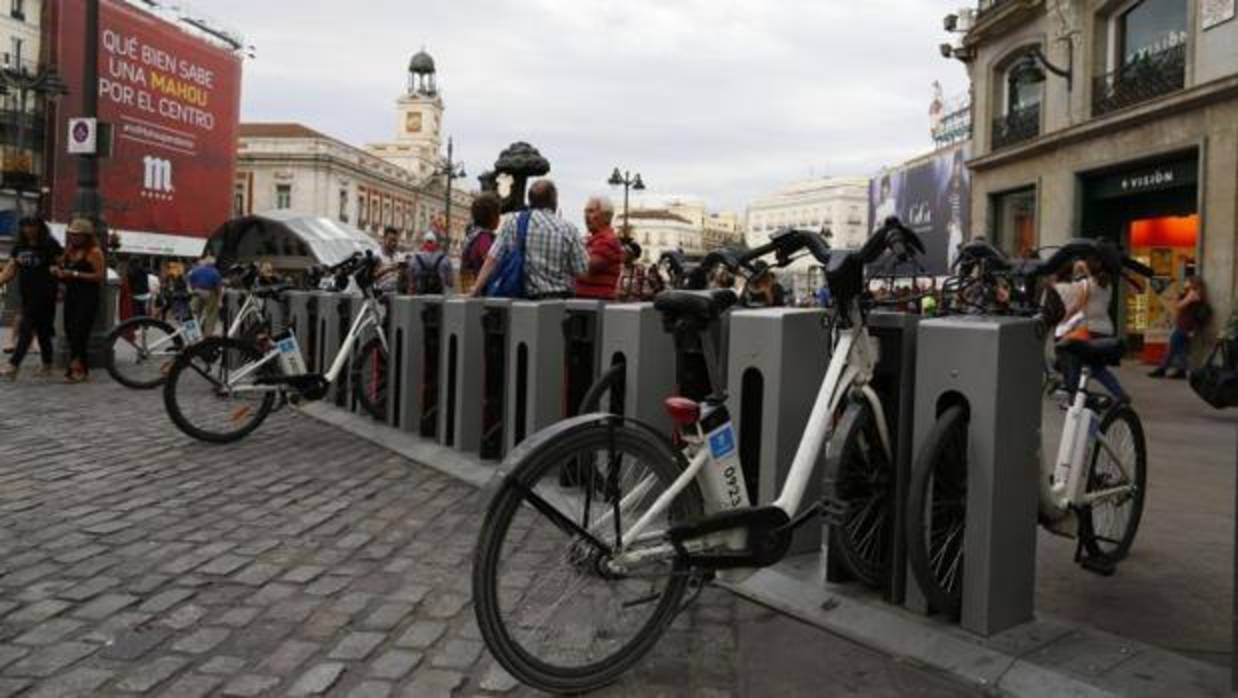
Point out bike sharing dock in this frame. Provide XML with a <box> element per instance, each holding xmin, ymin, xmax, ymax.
<box><xmin>256</xmin><ymin>288</ymin><xmax>1232</xmax><ymax>698</ymax></box>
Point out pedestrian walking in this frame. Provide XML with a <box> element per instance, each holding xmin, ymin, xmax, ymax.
<box><xmin>0</xmin><ymin>217</ymin><xmax>62</xmax><ymax>380</ymax></box>
<box><xmin>576</xmin><ymin>196</ymin><xmax>624</xmax><ymax>301</ymax></box>
<box><xmin>1151</xmin><ymin>275</ymin><xmax>1210</xmax><ymax>379</ymax></box>
<box><xmin>187</xmin><ymin>255</ymin><xmax>223</xmax><ymax>335</ymax></box>
<box><xmin>468</xmin><ymin>180</ymin><xmax>587</xmax><ymax>300</ymax></box>
<box><xmin>408</xmin><ymin>231</ymin><xmax>453</xmax><ymax>295</ymax></box>
<box><xmin>126</xmin><ymin>258</ymin><xmax>152</xmax><ymax>317</ymax></box>
<box><xmin>459</xmin><ymin>193</ymin><xmax>500</xmax><ymax>293</ymax></box>
<box><xmin>56</xmin><ymin>218</ymin><xmax>106</xmax><ymax>383</ymax></box>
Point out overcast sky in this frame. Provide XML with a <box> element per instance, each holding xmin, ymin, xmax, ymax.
<box><xmin>207</xmin><ymin>0</ymin><xmax>969</xmax><ymax>228</ymax></box>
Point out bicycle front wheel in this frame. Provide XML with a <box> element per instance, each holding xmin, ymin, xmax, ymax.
<box><xmin>163</xmin><ymin>337</ymin><xmax>276</xmax><ymax>443</ymax></box>
<box><xmin>105</xmin><ymin>317</ymin><xmax>183</xmax><ymax>389</ymax></box>
<box><xmin>473</xmin><ymin>420</ymin><xmax>703</xmax><ymax>694</ymax></box>
<box><xmin>1078</xmin><ymin>405</ymin><xmax>1147</xmax><ymax>564</ymax></box>
<box><xmin>905</xmin><ymin>404</ymin><xmax>969</xmax><ymax>618</ymax></box>
<box><xmin>351</xmin><ymin>337</ymin><xmax>388</xmax><ymax>421</ymax></box>
<box><xmin>823</xmin><ymin>399</ymin><xmax>894</xmax><ymax>589</ymax></box>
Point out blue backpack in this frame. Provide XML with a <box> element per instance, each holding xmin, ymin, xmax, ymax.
<box><xmin>485</xmin><ymin>211</ymin><xmax>529</xmax><ymax>299</ymax></box>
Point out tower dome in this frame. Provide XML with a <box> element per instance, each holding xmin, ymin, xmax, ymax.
<box><xmin>409</xmin><ymin>49</ymin><xmax>436</xmax><ymax>75</ymax></box>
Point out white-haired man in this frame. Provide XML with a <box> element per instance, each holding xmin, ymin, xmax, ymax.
<box><xmin>576</xmin><ymin>195</ymin><xmax>624</xmax><ymax>300</ymax></box>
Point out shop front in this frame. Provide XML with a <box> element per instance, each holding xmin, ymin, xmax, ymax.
<box><xmin>1080</xmin><ymin>151</ymin><xmax>1200</xmax><ymax>363</ymax></box>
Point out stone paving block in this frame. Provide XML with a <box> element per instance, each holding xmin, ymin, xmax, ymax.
<box><xmin>199</xmin><ymin>554</ymin><xmax>252</xmax><ymax>576</ymax></box>
<box><xmin>213</xmin><ymin>607</ymin><xmax>261</xmax><ymax>629</ymax></box>
<box><xmin>282</xmin><ymin>565</ymin><xmax>328</xmax><ymax>584</ymax></box>
<box><xmin>304</xmin><ymin>575</ymin><xmax>352</xmax><ymax>597</ymax></box>
<box><xmin>158</xmin><ymin>603</ymin><xmax>208</xmax><ymax>631</ymax></box>
<box><xmin>288</xmin><ymin>662</ymin><xmax>346</xmax><ymax>696</ymax></box>
<box><xmin>390</xmin><ymin>584</ymin><xmax>432</xmax><ymax>605</ymax></box>
<box><xmin>12</xmin><ymin>618</ymin><xmax>83</xmax><ymax>646</ymax></box>
<box><xmin>115</xmin><ymin>655</ymin><xmax>188</xmax><ymax>692</ymax></box>
<box><xmin>395</xmin><ymin>621</ymin><xmax>447</xmax><ymax>650</ymax></box>
<box><xmin>137</xmin><ymin>588</ymin><xmax>196</xmax><ymax>614</ymax></box>
<box><xmin>5</xmin><ymin>641</ymin><xmax>96</xmax><ymax>677</ymax></box>
<box><xmin>248</xmin><ymin>583</ymin><xmax>297</xmax><ymax>606</ymax></box>
<box><xmin>369</xmin><ymin>649</ymin><xmax>422</xmax><ymax>680</ymax></box>
<box><xmin>220</xmin><ymin>673</ymin><xmax>281</xmax><ymax>697</ymax></box>
<box><xmin>422</xmin><ymin>592</ymin><xmax>469</xmax><ymax>620</ymax></box>
<box><xmin>430</xmin><ymin>639</ymin><xmax>484</xmax><ymax>670</ymax></box>
<box><xmin>160</xmin><ymin>672</ymin><xmax>223</xmax><ymax>698</ymax></box>
<box><xmin>172</xmin><ymin>627</ymin><xmax>230</xmax><ymax>654</ymax></box>
<box><xmin>401</xmin><ymin>669</ymin><xmax>465</xmax><ymax>698</ymax></box>
<box><xmin>329</xmin><ymin>631</ymin><xmax>386</xmax><ymax>661</ymax></box>
<box><xmin>73</xmin><ymin>593</ymin><xmax>139</xmax><ymax>621</ymax></box>
<box><xmin>265</xmin><ymin>597</ymin><xmax>322</xmax><ymax>624</ymax></box>
<box><xmin>23</xmin><ymin>666</ymin><xmax>113</xmax><ymax>698</ymax></box>
<box><xmin>258</xmin><ymin>639</ymin><xmax>319</xmax><ymax>675</ymax></box>
<box><xmin>302</xmin><ymin>610</ymin><xmax>353</xmax><ymax>640</ymax></box>
<box><xmin>479</xmin><ymin>662</ymin><xmax>520</xmax><ymax>693</ymax></box>
<box><xmin>6</xmin><ymin>600</ymin><xmax>70</xmax><ymax>624</ymax></box>
<box><xmin>348</xmin><ymin>680</ymin><xmax>393</xmax><ymax>698</ymax></box>
<box><xmin>360</xmin><ymin>602</ymin><xmax>415</xmax><ymax>631</ymax></box>
<box><xmin>0</xmin><ymin>645</ymin><xmax>29</xmax><ymax>671</ymax></box>
<box><xmin>199</xmin><ymin>655</ymin><xmax>248</xmax><ymax>675</ymax></box>
<box><xmin>232</xmin><ymin>562</ymin><xmax>283</xmax><ymax>587</ymax></box>
<box><xmin>0</xmin><ymin>679</ymin><xmax>30</xmax><ymax>698</ymax></box>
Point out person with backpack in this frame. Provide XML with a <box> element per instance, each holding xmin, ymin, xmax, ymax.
<box><xmin>459</xmin><ymin>193</ymin><xmax>500</xmax><ymax>292</ymax></box>
<box><xmin>1151</xmin><ymin>275</ymin><xmax>1210</xmax><ymax>379</ymax></box>
<box><xmin>408</xmin><ymin>231</ymin><xmax>454</xmax><ymax>295</ymax></box>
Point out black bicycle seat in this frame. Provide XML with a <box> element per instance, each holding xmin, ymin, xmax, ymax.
<box><xmin>653</xmin><ymin>289</ymin><xmax>738</xmax><ymax>323</ymax></box>
<box><xmin>1058</xmin><ymin>337</ymin><xmax>1125</xmax><ymax>365</ymax></box>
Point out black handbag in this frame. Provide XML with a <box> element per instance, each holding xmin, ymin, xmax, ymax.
<box><xmin>1189</xmin><ymin>340</ymin><xmax>1238</xmax><ymax>410</ymax></box>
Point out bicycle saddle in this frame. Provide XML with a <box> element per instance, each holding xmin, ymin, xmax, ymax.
<box><xmin>653</xmin><ymin>289</ymin><xmax>738</xmax><ymax>322</ymax></box>
<box><xmin>1057</xmin><ymin>336</ymin><xmax>1125</xmax><ymax>366</ymax></box>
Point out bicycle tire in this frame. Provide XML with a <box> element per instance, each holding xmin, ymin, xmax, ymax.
<box><xmin>105</xmin><ymin>316</ymin><xmax>184</xmax><ymax>390</ymax></box>
<box><xmin>580</xmin><ymin>363</ymin><xmax>625</xmax><ymax>414</ymax></box>
<box><xmin>823</xmin><ymin>398</ymin><xmax>893</xmax><ymax>589</ymax></box>
<box><xmin>905</xmin><ymin>404</ymin><xmax>968</xmax><ymax>618</ymax></box>
<box><xmin>351</xmin><ymin>337</ymin><xmax>388</xmax><ymax>421</ymax></box>
<box><xmin>1078</xmin><ymin>405</ymin><xmax>1147</xmax><ymax>564</ymax></box>
<box><xmin>163</xmin><ymin>337</ymin><xmax>276</xmax><ymax>444</ymax></box>
<box><xmin>473</xmin><ymin>420</ymin><xmax>703</xmax><ymax>694</ymax></box>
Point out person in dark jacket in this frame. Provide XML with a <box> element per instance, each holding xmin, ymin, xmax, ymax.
<box><xmin>0</xmin><ymin>217</ymin><xmax>62</xmax><ymax>380</ymax></box>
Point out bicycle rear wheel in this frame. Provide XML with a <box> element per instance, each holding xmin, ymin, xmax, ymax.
<box><xmin>163</xmin><ymin>337</ymin><xmax>276</xmax><ymax>443</ymax></box>
<box><xmin>823</xmin><ymin>399</ymin><xmax>893</xmax><ymax>589</ymax></box>
<box><xmin>473</xmin><ymin>420</ymin><xmax>703</xmax><ymax>694</ymax></box>
<box><xmin>351</xmin><ymin>337</ymin><xmax>388</xmax><ymax>420</ymax></box>
<box><xmin>905</xmin><ymin>405</ymin><xmax>968</xmax><ymax>617</ymax></box>
<box><xmin>105</xmin><ymin>317</ymin><xmax>183</xmax><ymax>389</ymax></box>
<box><xmin>1078</xmin><ymin>405</ymin><xmax>1147</xmax><ymax>563</ymax></box>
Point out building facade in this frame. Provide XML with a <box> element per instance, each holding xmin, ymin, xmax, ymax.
<box><xmin>0</xmin><ymin>0</ymin><xmax>50</xmax><ymax>233</ymax></box>
<box><xmin>366</xmin><ymin>49</ymin><xmax>444</xmax><ymax>182</ymax></box>
<box><xmin>745</xmin><ymin>176</ymin><xmax>871</xmax><ymax>262</ymax></box>
<box><xmin>959</xmin><ymin>0</ymin><xmax>1236</xmax><ymax>354</ymax></box>
<box><xmin>618</xmin><ymin>209</ymin><xmax>704</xmax><ymax>263</ymax></box>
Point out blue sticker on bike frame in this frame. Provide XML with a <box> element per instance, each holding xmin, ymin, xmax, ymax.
<box><xmin>709</xmin><ymin>426</ymin><xmax>736</xmax><ymax>460</ymax></box>
<box><xmin>278</xmin><ymin>338</ymin><xmax>296</xmax><ymax>353</ymax></box>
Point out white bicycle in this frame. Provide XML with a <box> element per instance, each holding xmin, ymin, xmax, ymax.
<box><xmin>161</xmin><ymin>252</ymin><xmax>389</xmax><ymax>443</ymax></box>
<box><xmin>471</xmin><ymin>218</ymin><xmax>924</xmax><ymax>694</ymax></box>
<box><xmin>104</xmin><ymin>265</ymin><xmax>277</xmax><ymax>390</ymax></box>
<box><xmin>905</xmin><ymin>239</ymin><xmax>1150</xmax><ymax>617</ymax></box>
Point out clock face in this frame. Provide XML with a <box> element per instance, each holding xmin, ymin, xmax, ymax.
<box><xmin>405</xmin><ymin>112</ymin><xmax>422</xmax><ymax>134</ymax></box>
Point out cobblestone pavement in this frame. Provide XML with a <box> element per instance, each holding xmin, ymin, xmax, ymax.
<box><xmin>0</xmin><ymin>372</ymin><xmax>978</xmax><ymax>697</ymax></box>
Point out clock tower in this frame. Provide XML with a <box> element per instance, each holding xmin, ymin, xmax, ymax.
<box><xmin>367</xmin><ymin>49</ymin><xmax>445</xmax><ymax>180</ymax></box>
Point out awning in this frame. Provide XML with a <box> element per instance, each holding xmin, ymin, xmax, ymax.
<box><xmin>49</xmin><ymin>223</ymin><xmax>207</xmax><ymax>258</ymax></box>
<box><xmin>205</xmin><ymin>211</ymin><xmax>382</xmax><ymax>267</ymax></box>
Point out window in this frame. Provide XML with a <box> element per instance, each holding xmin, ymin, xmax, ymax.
<box><xmin>358</xmin><ymin>194</ymin><xmax>367</xmax><ymax>226</ymax></box>
<box><xmin>1117</xmin><ymin>0</ymin><xmax>1186</xmax><ymax>66</ymax></box>
<box><xmin>11</xmin><ymin>0</ymin><xmax>24</xmax><ymax>21</ymax></box>
<box><xmin>1004</xmin><ymin>59</ymin><xmax>1042</xmax><ymax>113</ymax></box>
<box><xmin>9</xmin><ymin>37</ymin><xmax>21</xmax><ymax>70</ymax></box>
<box><xmin>338</xmin><ymin>189</ymin><xmax>348</xmax><ymax>222</ymax></box>
<box><xmin>233</xmin><ymin>182</ymin><xmax>246</xmax><ymax>217</ymax></box>
<box><xmin>992</xmin><ymin>187</ymin><xmax>1037</xmax><ymax>258</ymax></box>
<box><xmin>275</xmin><ymin>184</ymin><xmax>292</xmax><ymax>210</ymax></box>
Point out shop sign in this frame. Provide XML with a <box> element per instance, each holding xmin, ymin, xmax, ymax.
<box><xmin>1090</xmin><ymin>159</ymin><xmax>1197</xmax><ymax>200</ymax></box>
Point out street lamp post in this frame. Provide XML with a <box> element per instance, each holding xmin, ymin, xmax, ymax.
<box><xmin>434</xmin><ymin>136</ymin><xmax>466</xmax><ymax>250</ymax></box>
<box><xmin>607</xmin><ymin>167</ymin><xmax>645</xmax><ymax>239</ymax></box>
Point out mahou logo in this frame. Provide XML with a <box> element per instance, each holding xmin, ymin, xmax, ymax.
<box><xmin>142</xmin><ymin>156</ymin><xmax>174</xmax><ymax>201</ymax></box>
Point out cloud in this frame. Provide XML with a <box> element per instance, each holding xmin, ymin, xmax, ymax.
<box><xmin>209</xmin><ymin>0</ymin><xmax>968</xmax><ymax>227</ymax></box>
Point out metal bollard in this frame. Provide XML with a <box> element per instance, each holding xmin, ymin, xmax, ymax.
<box><xmin>506</xmin><ymin>301</ymin><xmax>567</xmax><ymax>453</ymax></box>
<box><xmin>727</xmin><ymin>308</ymin><xmax>831</xmax><ymax>555</ymax></box>
<box><xmin>480</xmin><ymin>299</ymin><xmax>512</xmax><ymax>460</ymax></box>
<box><xmin>909</xmin><ymin>316</ymin><xmax>1041</xmax><ymax>636</ymax></box>
<box><xmin>600</xmin><ymin>303</ymin><xmax>676</xmax><ymax>433</ymax></box>
<box><xmin>562</xmin><ymin>300</ymin><xmax>605</xmax><ymax>418</ymax></box>
<box><xmin>439</xmin><ymin>298</ymin><xmax>486</xmax><ymax>452</ymax></box>
<box><xmin>286</xmin><ymin>291</ymin><xmax>317</xmax><ymax>370</ymax></box>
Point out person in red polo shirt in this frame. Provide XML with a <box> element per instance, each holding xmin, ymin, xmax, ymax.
<box><xmin>576</xmin><ymin>196</ymin><xmax>624</xmax><ymax>300</ymax></box>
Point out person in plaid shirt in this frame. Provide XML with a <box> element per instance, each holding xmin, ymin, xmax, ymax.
<box><xmin>469</xmin><ymin>180</ymin><xmax>588</xmax><ymax>299</ymax></box>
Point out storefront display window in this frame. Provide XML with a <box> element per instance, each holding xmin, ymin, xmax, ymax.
<box><xmin>1126</xmin><ymin>214</ymin><xmax>1197</xmax><ymax>362</ymax></box>
<box><xmin>992</xmin><ymin>187</ymin><xmax>1036</xmax><ymax>258</ymax></box>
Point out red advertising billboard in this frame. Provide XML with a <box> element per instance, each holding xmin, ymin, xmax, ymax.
<box><xmin>49</xmin><ymin>0</ymin><xmax>242</xmax><ymax>238</ymax></box>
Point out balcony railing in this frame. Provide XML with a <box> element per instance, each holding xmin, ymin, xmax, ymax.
<box><xmin>991</xmin><ymin>103</ymin><xmax>1040</xmax><ymax>150</ymax></box>
<box><xmin>976</xmin><ymin>0</ymin><xmax>1018</xmax><ymax>16</ymax></box>
<box><xmin>1092</xmin><ymin>43</ymin><xmax>1186</xmax><ymax>117</ymax></box>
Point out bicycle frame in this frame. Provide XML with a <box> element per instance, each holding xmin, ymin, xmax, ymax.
<box><xmin>225</xmin><ymin>294</ymin><xmax>385</xmax><ymax>394</ymax></box>
<box><xmin>616</xmin><ymin>305</ymin><xmax>894</xmax><ymax>566</ymax></box>
<box><xmin>136</xmin><ymin>292</ymin><xmax>266</xmax><ymax>357</ymax></box>
<box><xmin>1042</xmin><ymin>367</ymin><xmax>1137</xmax><ymax>519</ymax></box>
